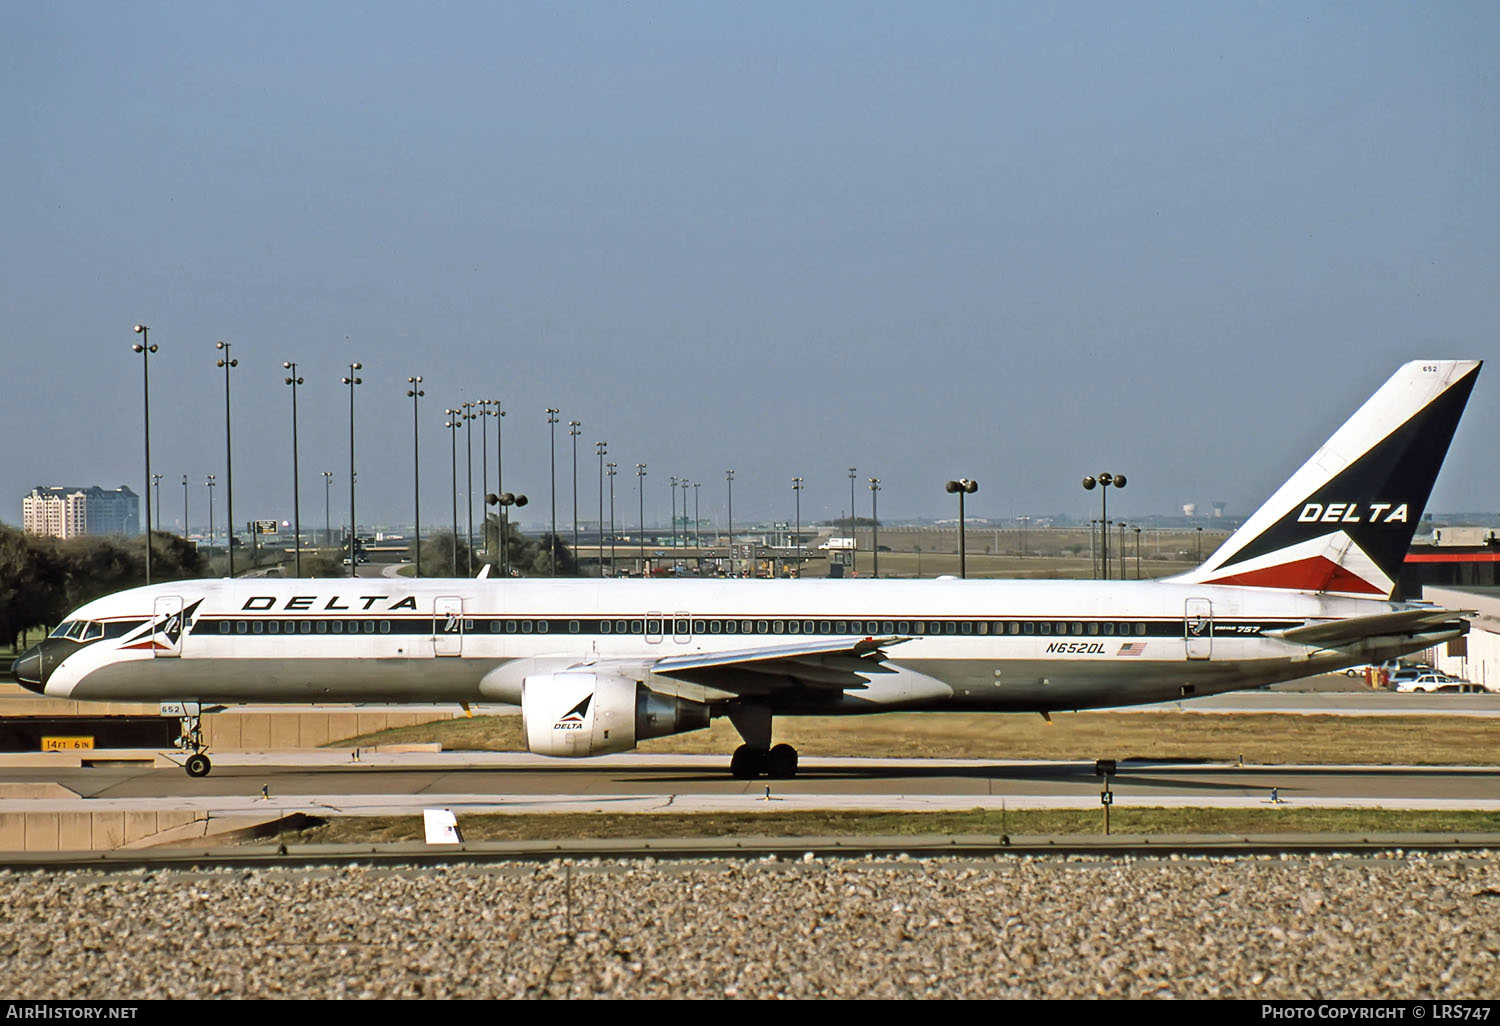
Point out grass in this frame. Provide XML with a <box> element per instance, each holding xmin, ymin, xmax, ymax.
<box><xmin>267</xmin><ymin>807</ymin><xmax>1500</xmax><ymax>846</ymax></box>
<box><xmin>335</xmin><ymin>709</ymin><xmax>1500</xmax><ymax>766</ymax></box>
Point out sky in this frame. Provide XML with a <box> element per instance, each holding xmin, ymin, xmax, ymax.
<box><xmin>4</xmin><ymin>1</ymin><xmax>1498</xmax><ymax>538</ymax></box>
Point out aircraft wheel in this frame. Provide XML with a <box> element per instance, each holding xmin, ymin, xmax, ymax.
<box><xmin>185</xmin><ymin>753</ymin><xmax>212</xmax><ymax>778</ymax></box>
<box><xmin>766</xmin><ymin>744</ymin><xmax>798</xmax><ymax>779</ymax></box>
<box><xmin>729</xmin><ymin>745</ymin><xmax>765</xmax><ymax>779</ymax></box>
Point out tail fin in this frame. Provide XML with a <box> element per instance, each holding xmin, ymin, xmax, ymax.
<box><xmin>1171</xmin><ymin>360</ymin><xmax>1481</xmax><ymax>598</ymax></box>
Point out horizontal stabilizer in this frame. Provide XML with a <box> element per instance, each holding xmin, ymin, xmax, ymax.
<box><xmin>1266</xmin><ymin>608</ymin><xmax>1471</xmax><ymax>647</ymax></box>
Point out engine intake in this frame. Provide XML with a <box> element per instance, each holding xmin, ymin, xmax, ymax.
<box><xmin>522</xmin><ymin>672</ymin><xmax>710</xmax><ymax>757</ymax></box>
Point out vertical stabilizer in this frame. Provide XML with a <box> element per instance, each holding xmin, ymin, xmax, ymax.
<box><xmin>1171</xmin><ymin>360</ymin><xmax>1481</xmax><ymax>598</ymax></box>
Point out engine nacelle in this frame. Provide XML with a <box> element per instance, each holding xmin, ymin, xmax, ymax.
<box><xmin>522</xmin><ymin>672</ymin><xmax>711</xmax><ymax>757</ymax></box>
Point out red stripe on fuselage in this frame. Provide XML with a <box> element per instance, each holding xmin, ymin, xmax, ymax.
<box><xmin>1204</xmin><ymin>555</ymin><xmax>1386</xmax><ymax>594</ymax></box>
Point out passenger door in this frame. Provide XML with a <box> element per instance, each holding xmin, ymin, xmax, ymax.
<box><xmin>153</xmin><ymin>596</ymin><xmax>184</xmax><ymax>658</ymax></box>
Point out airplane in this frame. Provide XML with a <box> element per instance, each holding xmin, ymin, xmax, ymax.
<box><xmin>12</xmin><ymin>359</ymin><xmax>1481</xmax><ymax>780</ymax></box>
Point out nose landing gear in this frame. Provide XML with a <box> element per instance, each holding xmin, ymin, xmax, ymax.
<box><xmin>166</xmin><ymin>704</ymin><xmax>212</xmax><ymax>778</ymax></box>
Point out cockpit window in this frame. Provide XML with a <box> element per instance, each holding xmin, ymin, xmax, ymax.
<box><xmin>49</xmin><ymin>621</ymin><xmax>78</xmax><ymax>639</ymax></box>
<box><xmin>50</xmin><ymin>620</ymin><xmax>102</xmax><ymax>642</ymax></box>
<box><xmin>80</xmin><ymin>621</ymin><xmax>104</xmax><ymax>641</ymax></box>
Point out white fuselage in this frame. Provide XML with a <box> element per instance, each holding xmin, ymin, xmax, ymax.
<box><xmin>31</xmin><ymin>576</ymin><xmax>1454</xmax><ymax>715</ymax></box>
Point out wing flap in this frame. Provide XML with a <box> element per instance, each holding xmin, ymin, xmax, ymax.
<box><xmin>649</xmin><ymin>636</ymin><xmax>910</xmax><ymax>694</ymax></box>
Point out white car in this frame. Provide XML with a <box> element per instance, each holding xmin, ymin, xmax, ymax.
<box><xmin>1394</xmin><ymin>672</ymin><xmax>1470</xmax><ymax>693</ymax></box>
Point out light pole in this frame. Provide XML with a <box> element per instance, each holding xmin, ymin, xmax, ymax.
<box><xmin>487</xmin><ymin>492</ymin><xmax>528</xmax><ymax>574</ymax></box>
<box><xmin>322</xmin><ymin>471</ymin><xmax>332</xmax><ymax>548</ymax></box>
<box><xmin>1082</xmin><ymin>472</ymin><xmax>1126</xmax><ymax>581</ymax></box>
<box><xmin>596</xmin><ymin>442</ymin><xmax>607</xmax><ymax>577</ymax></box>
<box><xmin>463</xmin><ymin>401</ymin><xmax>476</xmax><ymax>576</ymax></box>
<box><xmin>214</xmin><ymin>341</ymin><xmax>237</xmax><ymax>578</ymax></box>
<box><xmin>569</xmin><ymin>419</ymin><xmax>581</xmax><ymax>566</ymax></box>
<box><xmin>606</xmin><ymin>462</ymin><xmax>617</xmax><ymax>576</ymax></box>
<box><xmin>341</xmin><ymin>363</ymin><xmax>362</xmax><ymax>578</ymax></box>
<box><xmin>478</xmin><ymin>400</ymin><xmax>491</xmax><ymax>560</ymax></box>
<box><xmin>945</xmin><ymin>478</ymin><xmax>979</xmax><ymax>579</ymax></box>
<box><xmin>636</xmin><ymin>463</ymin><xmax>647</xmax><ymax>575</ymax></box>
<box><xmin>492</xmin><ymin>402</ymin><xmax>506</xmax><ymax>571</ymax></box>
<box><xmin>792</xmin><ymin>477</ymin><xmax>803</xmax><ymax>575</ymax></box>
<box><xmin>1018</xmin><ymin>515</ymin><xmax>1030</xmax><ymax>558</ymax></box>
<box><xmin>869</xmin><ymin>477</ymin><xmax>881</xmax><ymax>578</ymax></box>
<box><xmin>848</xmin><ymin>467</ymin><xmax>857</xmax><ymax>577</ymax></box>
<box><xmin>283</xmin><ymin>362</ymin><xmax>304</xmax><ymax>577</ymax></box>
<box><xmin>445</xmin><ymin>409</ymin><xmax>461</xmax><ymax>575</ymax></box>
<box><xmin>206</xmin><ymin>475</ymin><xmax>216</xmax><ymax>561</ymax></box>
<box><xmin>693</xmin><ymin>481</ymin><xmax>701</xmax><ymax>551</ymax></box>
<box><xmin>669</xmin><ymin>476</ymin><xmax>679</xmax><ymax>552</ymax></box>
<box><xmin>407</xmin><ymin>377</ymin><xmax>424</xmax><ymax>576</ymax></box>
<box><xmin>725</xmin><ymin>469</ymin><xmax>735</xmax><ymax>577</ymax></box>
<box><xmin>151</xmin><ymin>474</ymin><xmax>162</xmax><ymax>533</ymax></box>
<box><xmin>131</xmin><ymin>326</ymin><xmax>156</xmax><ymax>584</ymax></box>
<box><xmin>181</xmin><ymin>474</ymin><xmax>188</xmax><ymax>539</ymax></box>
<box><xmin>547</xmin><ymin>408</ymin><xmax>560</xmax><ymax>576</ymax></box>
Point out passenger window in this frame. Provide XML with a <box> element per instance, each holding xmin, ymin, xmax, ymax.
<box><xmin>521</xmin><ymin>621</ymin><xmax>533</xmax><ymax>634</ymax></box>
<box><xmin>945</xmin><ymin>623</ymin><xmax>956</xmax><ymax>635</ymax></box>
<box><xmin>253</xmin><ymin>621</ymin><xmax>263</xmax><ymax>634</ymax></box>
<box><xmin>1055</xmin><ymin>622</ymin><xmax>1068</xmax><ymax>635</ymax></box>
<box><xmin>962</xmin><ymin>622</ymin><xmax>973</xmax><ymax>635</ymax></box>
<box><xmin>237</xmin><ymin>621</ymin><xmax>248</xmax><ymax>634</ymax></box>
<box><xmin>301</xmin><ymin>622</ymin><xmax>313</xmax><ymax>634</ymax></box>
<box><xmin>631</xmin><ymin>620</ymin><xmax>643</xmax><ymax>634</ymax></box>
<box><xmin>1086</xmin><ymin>623</ymin><xmax>1098</xmax><ymax>635</ymax></box>
<box><xmin>743</xmin><ymin>620</ymin><xmax>755</xmax><ymax>633</ymax></box>
<box><xmin>1136</xmin><ymin>623</ymin><xmax>1147</xmax><ymax>636</ymax></box>
<box><xmin>380</xmin><ymin>621</ymin><xmax>390</xmax><ymax>634</ymax></box>
<box><xmin>788</xmin><ymin>621</ymin><xmax>799</xmax><ymax>634</ymax></box>
<box><xmin>694</xmin><ymin>620</ymin><xmax>706</xmax><ymax>633</ymax></box>
<box><xmin>490</xmin><ymin>621</ymin><xmax>500</xmax><ymax>633</ymax></box>
<box><xmin>600</xmin><ymin>620</ymin><xmax>611</xmax><ymax>634</ymax></box>
<box><xmin>317</xmin><ymin>622</ymin><xmax>327</xmax><ymax>634</ymax></box>
<box><xmin>1039</xmin><ymin>622</ymin><xmax>1051</xmax><ymax>635</ymax></box>
<box><xmin>1007</xmin><ymin>622</ymin><xmax>1019</xmax><ymax>635</ymax></box>
<box><xmin>757</xmin><ymin>620</ymin><xmax>769</xmax><ymax>633</ymax></box>
<box><xmin>538</xmin><ymin>621</ymin><xmax>549</xmax><ymax>634</ymax></box>
<box><xmin>836</xmin><ymin>621</ymin><xmax>848</xmax><ymax>633</ymax></box>
<box><xmin>804</xmin><ymin>621</ymin><xmax>815</xmax><ymax>634</ymax></box>
<box><xmin>820</xmin><ymin>621</ymin><xmax>830</xmax><ymax>633</ymax></box>
<box><xmin>772</xmin><ymin>621</ymin><xmax>784</xmax><ymax>634</ymax></box>
<box><xmin>1102</xmin><ymin>623</ymin><xmax>1115</xmax><ymax>636</ymax></box>
<box><xmin>1023</xmin><ymin>622</ymin><xmax>1034</xmax><ymax>635</ymax></box>
<box><xmin>506</xmin><ymin>620</ymin><xmax>517</xmax><ymax>633</ymax></box>
<box><xmin>330</xmin><ymin>621</ymin><xmax>342</xmax><ymax>634</ymax></box>
<box><xmin>882</xmin><ymin>622</ymin><xmax>894</xmax><ymax>634</ymax></box>
<box><xmin>268</xmin><ymin>622</ymin><xmax>280</xmax><ymax>635</ymax></box>
<box><xmin>1071</xmin><ymin>623</ymin><xmax>1084</xmax><ymax>636</ymax></box>
<box><xmin>723</xmin><ymin>620</ymin><xmax>736</xmax><ymax>633</ymax></box>
<box><xmin>616</xmin><ymin>620</ymin><xmax>627</xmax><ymax>634</ymax></box>
<box><xmin>219</xmin><ymin>622</ymin><xmax>230</xmax><ymax>634</ymax></box>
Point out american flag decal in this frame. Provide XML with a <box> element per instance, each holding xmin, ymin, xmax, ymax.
<box><xmin>1117</xmin><ymin>642</ymin><xmax>1147</xmax><ymax>657</ymax></box>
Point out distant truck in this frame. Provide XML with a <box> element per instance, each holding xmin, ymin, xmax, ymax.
<box><xmin>819</xmin><ymin>537</ymin><xmax>856</xmax><ymax>551</ymax></box>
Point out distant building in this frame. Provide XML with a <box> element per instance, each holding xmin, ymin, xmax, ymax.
<box><xmin>22</xmin><ymin>485</ymin><xmax>140</xmax><ymax>539</ymax></box>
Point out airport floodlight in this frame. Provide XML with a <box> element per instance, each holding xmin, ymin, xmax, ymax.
<box><xmin>944</xmin><ymin>479</ymin><xmax>979</xmax><ymax>578</ymax></box>
<box><xmin>132</xmin><ymin>326</ymin><xmax>157</xmax><ymax>584</ymax></box>
<box><xmin>215</xmin><ymin>341</ymin><xmax>238</xmax><ymax>578</ymax></box>
<box><xmin>406</xmin><ymin>377</ymin><xmax>424</xmax><ymax>577</ymax></box>
<box><xmin>342</xmin><ymin>364</ymin><xmax>363</xmax><ymax>578</ymax></box>
<box><xmin>282</xmin><ymin>363</ymin><xmax>305</xmax><ymax>577</ymax></box>
<box><xmin>1082</xmin><ymin>471</ymin><xmax>1126</xmax><ymax>580</ymax></box>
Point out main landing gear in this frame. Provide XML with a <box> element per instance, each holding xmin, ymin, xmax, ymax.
<box><xmin>726</xmin><ymin>702</ymin><xmax>799</xmax><ymax>779</ymax></box>
<box><xmin>730</xmin><ymin>743</ymin><xmax>799</xmax><ymax>780</ymax></box>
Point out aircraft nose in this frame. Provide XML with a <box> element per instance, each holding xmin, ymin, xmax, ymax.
<box><xmin>12</xmin><ymin>647</ymin><xmax>48</xmax><ymax>695</ymax></box>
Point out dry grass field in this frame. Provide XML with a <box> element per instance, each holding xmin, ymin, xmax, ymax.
<box><xmin>341</xmin><ymin>709</ymin><xmax>1500</xmax><ymax>767</ymax></box>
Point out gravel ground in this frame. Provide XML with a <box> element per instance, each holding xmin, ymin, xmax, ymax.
<box><xmin>3</xmin><ymin>852</ymin><xmax>1498</xmax><ymax>999</ymax></box>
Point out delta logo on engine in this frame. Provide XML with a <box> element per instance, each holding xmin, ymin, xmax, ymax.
<box><xmin>554</xmin><ymin>695</ymin><xmax>591</xmax><ymax>731</ymax></box>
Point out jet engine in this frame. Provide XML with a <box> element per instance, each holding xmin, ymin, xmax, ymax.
<box><xmin>522</xmin><ymin>672</ymin><xmax>711</xmax><ymax>757</ymax></box>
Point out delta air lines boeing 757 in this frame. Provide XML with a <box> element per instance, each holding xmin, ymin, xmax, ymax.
<box><xmin>13</xmin><ymin>361</ymin><xmax>1482</xmax><ymax>779</ymax></box>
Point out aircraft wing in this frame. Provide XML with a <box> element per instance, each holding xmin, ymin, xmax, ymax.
<box><xmin>644</xmin><ymin>636</ymin><xmax>912</xmax><ymax>695</ymax></box>
<box><xmin>1265</xmin><ymin>608</ymin><xmax>1472</xmax><ymax>648</ymax></box>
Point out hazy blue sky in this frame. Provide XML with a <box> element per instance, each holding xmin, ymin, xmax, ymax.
<box><xmin>5</xmin><ymin>2</ymin><xmax>1497</xmax><ymax>536</ymax></box>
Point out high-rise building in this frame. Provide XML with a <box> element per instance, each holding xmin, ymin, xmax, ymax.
<box><xmin>22</xmin><ymin>486</ymin><xmax>140</xmax><ymax>539</ymax></box>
